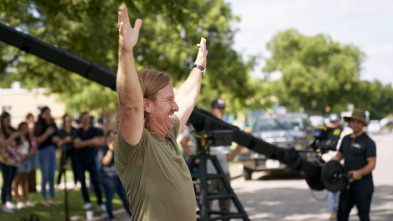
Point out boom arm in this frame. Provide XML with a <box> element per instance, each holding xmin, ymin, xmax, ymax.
<box><xmin>0</xmin><ymin>22</ymin><xmax>325</xmax><ymax>190</ymax></box>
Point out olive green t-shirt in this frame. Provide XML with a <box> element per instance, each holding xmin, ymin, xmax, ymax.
<box><xmin>115</xmin><ymin>115</ymin><xmax>196</xmax><ymax>221</ymax></box>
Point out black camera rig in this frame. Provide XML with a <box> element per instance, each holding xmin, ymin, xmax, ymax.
<box><xmin>0</xmin><ymin>22</ymin><xmax>352</xmax><ymax>194</ymax></box>
<box><xmin>310</xmin><ymin>125</ymin><xmax>342</xmax><ymax>154</ymax></box>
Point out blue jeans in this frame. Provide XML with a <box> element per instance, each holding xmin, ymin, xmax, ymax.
<box><xmin>101</xmin><ymin>175</ymin><xmax>131</xmax><ymax>219</ymax></box>
<box><xmin>0</xmin><ymin>163</ymin><xmax>17</xmax><ymax>204</ymax></box>
<box><xmin>328</xmin><ymin>191</ymin><xmax>338</xmax><ymax>212</ymax></box>
<box><xmin>38</xmin><ymin>145</ymin><xmax>57</xmax><ymax>199</ymax></box>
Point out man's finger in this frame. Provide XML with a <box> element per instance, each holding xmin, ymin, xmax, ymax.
<box><xmin>200</xmin><ymin>37</ymin><xmax>205</xmax><ymax>45</ymax></box>
<box><xmin>118</xmin><ymin>11</ymin><xmax>122</xmax><ymax>26</ymax></box>
<box><xmin>134</xmin><ymin>19</ymin><xmax>142</xmax><ymax>32</ymax></box>
<box><xmin>118</xmin><ymin>5</ymin><xmax>130</xmax><ymax>25</ymax></box>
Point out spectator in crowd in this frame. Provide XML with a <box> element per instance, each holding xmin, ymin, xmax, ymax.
<box><xmin>0</xmin><ymin>112</ymin><xmax>22</xmax><ymax>213</ymax></box>
<box><xmin>330</xmin><ymin>109</ymin><xmax>376</xmax><ymax>221</ymax></box>
<box><xmin>98</xmin><ymin>130</ymin><xmax>131</xmax><ymax>221</ymax></box>
<box><xmin>13</xmin><ymin>122</ymin><xmax>35</xmax><ymax>209</ymax></box>
<box><xmin>56</xmin><ymin>114</ymin><xmax>77</xmax><ymax>186</ymax></box>
<box><xmin>207</xmin><ymin>98</ymin><xmax>243</xmax><ymax>220</ymax></box>
<box><xmin>34</xmin><ymin>106</ymin><xmax>59</xmax><ymax>206</ymax></box>
<box><xmin>25</xmin><ymin>113</ymin><xmax>38</xmax><ymax>193</ymax></box>
<box><xmin>114</xmin><ymin>5</ymin><xmax>207</xmax><ymax>220</ymax></box>
<box><xmin>73</xmin><ymin>112</ymin><xmax>106</xmax><ymax>211</ymax></box>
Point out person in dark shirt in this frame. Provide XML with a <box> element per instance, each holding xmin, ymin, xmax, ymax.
<box><xmin>56</xmin><ymin>114</ymin><xmax>77</xmax><ymax>186</ymax></box>
<box><xmin>73</xmin><ymin>112</ymin><xmax>105</xmax><ymax>211</ymax></box>
<box><xmin>98</xmin><ymin>130</ymin><xmax>131</xmax><ymax>221</ymax></box>
<box><xmin>330</xmin><ymin>109</ymin><xmax>376</xmax><ymax>221</ymax></box>
<box><xmin>34</xmin><ymin>106</ymin><xmax>60</xmax><ymax>206</ymax></box>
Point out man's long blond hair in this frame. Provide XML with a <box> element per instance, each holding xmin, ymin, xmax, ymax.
<box><xmin>115</xmin><ymin>67</ymin><xmax>172</xmax><ymax>146</ymax></box>
<box><xmin>137</xmin><ymin>67</ymin><xmax>173</xmax><ymax>132</ymax></box>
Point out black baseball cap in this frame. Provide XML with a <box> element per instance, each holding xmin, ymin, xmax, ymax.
<box><xmin>211</xmin><ymin>97</ymin><xmax>226</xmax><ymax>108</ymax></box>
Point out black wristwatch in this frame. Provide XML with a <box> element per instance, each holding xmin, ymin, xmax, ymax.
<box><xmin>192</xmin><ymin>64</ymin><xmax>206</xmax><ymax>77</ymax></box>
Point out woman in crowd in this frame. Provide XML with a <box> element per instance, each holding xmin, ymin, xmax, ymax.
<box><xmin>34</xmin><ymin>106</ymin><xmax>59</xmax><ymax>206</ymax></box>
<box><xmin>56</xmin><ymin>114</ymin><xmax>77</xmax><ymax>186</ymax></box>
<box><xmin>99</xmin><ymin>130</ymin><xmax>131</xmax><ymax>221</ymax></box>
<box><xmin>0</xmin><ymin>112</ymin><xmax>22</xmax><ymax>213</ymax></box>
<box><xmin>13</xmin><ymin>122</ymin><xmax>35</xmax><ymax>209</ymax></box>
<box><xmin>25</xmin><ymin>113</ymin><xmax>38</xmax><ymax>193</ymax></box>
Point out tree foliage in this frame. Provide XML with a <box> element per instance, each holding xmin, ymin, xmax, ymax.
<box><xmin>262</xmin><ymin>29</ymin><xmax>393</xmax><ymax>118</ymax></box>
<box><xmin>0</xmin><ymin>0</ymin><xmax>261</xmax><ymax>116</ymax></box>
<box><xmin>263</xmin><ymin>29</ymin><xmax>365</xmax><ymax>113</ymax></box>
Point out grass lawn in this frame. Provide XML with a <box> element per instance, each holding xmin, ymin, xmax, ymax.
<box><xmin>1</xmin><ymin>158</ymin><xmax>242</xmax><ymax>220</ymax></box>
<box><xmin>0</xmin><ymin>170</ymin><xmax>124</xmax><ymax>221</ymax></box>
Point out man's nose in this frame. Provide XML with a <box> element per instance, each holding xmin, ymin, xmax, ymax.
<box><xmin>172</xmin><ymin>101</ymin><xmax>179</xmax><ymax>111</ymax></box>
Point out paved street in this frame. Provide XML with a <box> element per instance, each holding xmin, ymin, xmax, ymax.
<box><xmin>93</xmin><ymin>132</ymin><xmax>393</xmax><ymax>221</ymax></box>
<box><xmin>230</xmin><ymin>132</ymin><xmax>393</xmax><ymax>221</ymax></box>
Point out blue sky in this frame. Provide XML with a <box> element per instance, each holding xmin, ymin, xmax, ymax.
<box><xmin>227</xmin><ymin>0</ymin><xmax>393</xmax><ymax>86</ymax></box>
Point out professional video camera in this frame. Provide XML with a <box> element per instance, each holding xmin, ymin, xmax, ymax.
<box><xmin>310</xmin><ymin>125</ymin><xmax>342</xmax><ymax>154</ymax></box>
<box><xmin>191</xmin><ymin>129</ymin><xmax>233</xmax><ymax>155</ymax></box>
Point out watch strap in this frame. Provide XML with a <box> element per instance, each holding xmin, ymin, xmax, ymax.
<box><xmin>192</xmin><ymin>64</ymin><xmax>206</xmax><ymax>77</ymax></box>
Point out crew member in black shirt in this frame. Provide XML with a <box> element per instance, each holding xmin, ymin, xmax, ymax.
<box><xmin>330</xmin><ymin>109</ymin><xmax>376</xmax><ymax>221</ymax></box>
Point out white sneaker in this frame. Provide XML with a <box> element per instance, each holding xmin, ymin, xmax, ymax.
<box><xmin>1</xmin><ymin>206</ymin><xmax>14</xmax><ymax>213</ymax></box>
<box><xmin>16</xmin><ymin>202</ymin><xmax>25</xmax><ymax>209</ymax></box>
<box><xmin>5</xmin><ymin>201</ymin><xmax>16</xmax><ymax>209</ymax></box>
<box><xmin>97</xmin><ymin>204</ymin><xmax>106</xmax><ymax>212</ymax></box>
<box><xmin>82</xmin><ymin>202</ymin><xmax>92</xmax><ymax>210</ymax></box>
<box><xmin>25</xmin><ymin>201</ymin><xmax>35</xmax><ymax>207</ymax></box>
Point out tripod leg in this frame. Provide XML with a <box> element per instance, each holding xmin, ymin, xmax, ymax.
<box><xmin>63</xmin><ymin>166</ymin><xmax>70</xmax><ymax>221</ymax></box>
<box><xmin>210</xmin><ymin>155</ymin><xmax>250</xmax><ymax>221</ymax></box>
<box><xmin>199</xmin><ymin>155</ymin><xmax>210</xmax><ymax>221</ymax></box>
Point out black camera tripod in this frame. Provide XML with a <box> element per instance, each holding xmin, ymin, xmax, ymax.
<box><xmin>187</xmin><ymin>130</ymin><xmax>250</xmax><ymax>221</ymax></box>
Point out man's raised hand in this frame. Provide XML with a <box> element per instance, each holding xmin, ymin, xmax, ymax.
<box><xmin>118</xmin><ymin>5</ymin><xmax>142</xmax><ymax>52</ymax></box>
<box><xmin>195</xmin><ymin>37</ymin><xmax>208</xmax><ymax>68</ymax></box>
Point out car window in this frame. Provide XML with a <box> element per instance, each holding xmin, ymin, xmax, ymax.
<box><xmin>253</xmin><ymin>116</ymin><xmax>306</xmax><ymax>132</ymax></box>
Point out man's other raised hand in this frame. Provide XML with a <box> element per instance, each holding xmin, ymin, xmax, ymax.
<box><xmin>118</xmin><ymin>5</ymin><xmax>142</xmax><ymax>52</ymax></box>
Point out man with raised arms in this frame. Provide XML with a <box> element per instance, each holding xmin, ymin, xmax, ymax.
<box><xmin>114</xmin><ymin>5</ymin><xmax>208</xmax><ymax>221</ymax></box>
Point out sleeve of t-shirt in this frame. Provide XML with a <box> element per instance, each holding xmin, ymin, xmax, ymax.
<box><xmin>115</xmin><ymin>124</ymin><xmax>149</xmax><ymax>165</ymax></box>
<box><xmin>366</xmin><ymin>139</ymin><xmax>377</xmax><ymax>158</ymax></box>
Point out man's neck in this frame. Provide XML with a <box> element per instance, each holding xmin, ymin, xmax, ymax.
<box><xmin>83</xmin><ymin>124</ymin><xmax>91</xmax><ymax>131</ymax></box>
<box><xmin>351</xmin><ymin>130</ymin><xmax>364</xmax><ymax>138</ymax></box>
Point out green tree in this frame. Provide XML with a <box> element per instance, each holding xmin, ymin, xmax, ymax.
<box><xmin>349</xmin><ymin>80</ymin><xmax>393</xmax><ymax>119</ymax></box>
<box><xmin>263</xmin><ymin>29</ymin><xmax>364</xmax><ymax>113</ymax></box>
<box><xmin>0</xmin><ymin>0</ymin><xmax>261</xmax><ymax>116</ymax></box>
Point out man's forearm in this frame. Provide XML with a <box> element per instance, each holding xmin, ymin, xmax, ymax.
<box><xmin>74</xmin><ymin>139</ymin><xmax>92</xmax><ymax>148</ymax></box>
<box><xmin>117</xmin><ymin>52</ymin><xmax>142</xmax><ymax>107</ymax></box>
<box><xmin>177</xmin><ymin>69</ymin><xmax>202</xmax><ymax>109</ymax></box>
<box><xmin>357</xmin><ymin>159</ymin><xmax>376</xmax><ymax>177</ymax></box>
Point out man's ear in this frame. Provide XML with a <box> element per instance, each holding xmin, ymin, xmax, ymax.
<box><xmin>144</xmin><ymin>98</ymin><xmax>152</xmax><ymax>114</ymax></box>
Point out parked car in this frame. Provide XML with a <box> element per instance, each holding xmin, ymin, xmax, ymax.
<box><xmin>309</xmin><ymin>115</ymin><xmax>324</xmax><ymax>128</ymax></box>
<box><xmin>367</xmin><ymin>120</ymin><xmax>381</xmax><ymax>134</ymax></box>
<box><xmin>238</xmin><ymin>113</ymin><xmax>314</xmax><ymax>180</ymax></box>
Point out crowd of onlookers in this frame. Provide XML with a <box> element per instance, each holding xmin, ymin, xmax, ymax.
<box><xmin>0</xmin><ymin>107</ymin><xmax>130</xmax><ymax>221</ymax></box>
